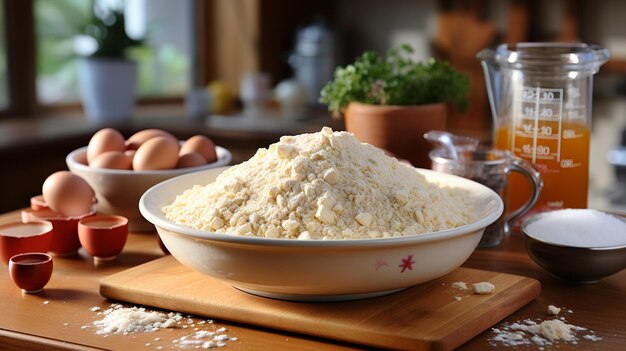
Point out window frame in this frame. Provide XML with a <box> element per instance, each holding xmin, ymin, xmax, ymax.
<box><xmin>1</xmin><ymin>0</ymin><xmax>37</xmax><ymax>117</ymax></box>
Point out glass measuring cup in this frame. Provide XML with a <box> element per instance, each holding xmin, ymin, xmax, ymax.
<box><xmin>478</xmin><ymin>43</ymin><xmax>608</xmax><ymax>217</ymax></box>
<box><xmin>430</xmin><ymin>147</ymin><xmax>543</xmax><ymax>248</ymax></box>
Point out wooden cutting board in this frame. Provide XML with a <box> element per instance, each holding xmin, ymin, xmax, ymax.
<box><xmin>100</xmin><ymin>256</ymin><xmax>540</xmax><ymax>350</ymax></box>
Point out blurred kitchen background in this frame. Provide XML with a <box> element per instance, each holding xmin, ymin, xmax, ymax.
<box><xmin>0</xmin><ymin>0</ymin><xmax>624</xmax><ymax>214</ymax></box>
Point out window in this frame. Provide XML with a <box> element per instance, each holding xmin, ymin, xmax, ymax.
<box><xmin>35</xmin><ymin>0</ymin><xmax>91</xmax><ymax>104</ymax></box>
<box><xmin>0</xmin><ymin>0</ymin><xmax>8</xmax><ymax>109</ymax></box>
<box><xmin>34</xmin><ymin>0</ymin><xmax>191</xmax><ymax>105</ymax></box>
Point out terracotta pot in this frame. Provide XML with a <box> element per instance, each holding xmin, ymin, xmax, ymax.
<box><xmin>344</xmin><ymin>102</ymin><xmax>447</xmax><ymax>168</ymax></box>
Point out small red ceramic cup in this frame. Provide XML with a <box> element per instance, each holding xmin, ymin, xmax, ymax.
<box><xmin>9</xmin><ymin>252</ymin><xmax>53</xmax><ymax>293</ymax></box>
<box><xmin>22</xmin><ymin>208</ymin><xmax>95</xmax><ymax>257</ymax></box>
<box><xmin>30</xmin><ymin>195</ymin><xmax>49</xmax><ymax>211</ymax></box>
<box><xmin>0</xmin><ymin>221</ymin><xmax>53</xmax><ymax>265</ymax></box>
<box><xmin>78</xmin><ymin>215</ymin><xmax>128</xmax><ymax>261</ymax></box>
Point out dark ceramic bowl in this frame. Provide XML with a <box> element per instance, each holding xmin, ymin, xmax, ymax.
<box><xmin>522</xmin><ymin>211</ymin><xmax>626</xmax><ymax>283</ymax></box>
<box><xmin>9</xmin><ymin>252</ymin><xmax>53</xmax><ymax>293</ymax></box>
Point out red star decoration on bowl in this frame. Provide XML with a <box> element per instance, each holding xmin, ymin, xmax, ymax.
<box><xmin>399</xmin><ymin>254</ymin><xmax>415</xmax><ymax>273</ymax></box>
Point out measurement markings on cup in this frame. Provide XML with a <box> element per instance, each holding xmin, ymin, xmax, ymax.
<box><xmin>515</xmin><ymin>87</ymin><xmax>564</xmax><ymax>163</ymax></box>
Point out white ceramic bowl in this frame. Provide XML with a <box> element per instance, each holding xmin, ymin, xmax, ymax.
<box><xmin>140</xmin><ymin>167</ymin><xmax>503</xmax><ymax>301</ymax></box>
<box><xmin>67</xmin><ymin>146</ymin><xmax>231</xmax><ymax>232</ymax></box>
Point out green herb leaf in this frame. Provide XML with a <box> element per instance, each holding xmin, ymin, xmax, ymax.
<box><xmin>320</xmin><ymin>45</ymin><xmax>469</xmax><ymax>115</ymax></box>
<box><xmin>84</xmin><ymin>9</ymin><xmax>143</xmax><ymax>59</ymax></box>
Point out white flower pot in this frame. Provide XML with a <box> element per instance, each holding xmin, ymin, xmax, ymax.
<box><xmin>79</xmin><ymin>58</ymin><xmax>137</xmax><ymax>123</ymax></box>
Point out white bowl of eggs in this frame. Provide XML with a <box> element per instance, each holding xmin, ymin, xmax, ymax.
<box><xmin>67</xmin><ymin>128</ymin><xmax>232</xmax><ymax>232</ymax></box>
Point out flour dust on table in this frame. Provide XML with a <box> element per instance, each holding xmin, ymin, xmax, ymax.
<box><xmin>83</xmin><ymin>303</ymin><xmax>238</xmax><ymax>349</ymax></box>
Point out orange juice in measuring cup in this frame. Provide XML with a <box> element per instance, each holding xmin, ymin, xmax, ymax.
<box><xmin>478</xmin><ymin>43</ymin><xmax>608</xmax><ymax>218</ymax></box>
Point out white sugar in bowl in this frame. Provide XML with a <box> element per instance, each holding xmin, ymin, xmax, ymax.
<box><xmin>522</xmin><ymin>209</ymin><xmax>626</xmax><ymax>283</ymax></box>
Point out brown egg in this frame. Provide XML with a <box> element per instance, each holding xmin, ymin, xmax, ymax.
<box><xmin>124</xmin><ymin>150</ymin><xmax>136</xmax><ymax>168</ymax></box>
<box><xmin>87</xmin><ymin>128</ymin><xmax>126</xmax><ymax>164</ymax></box>
<box><xmin>133</xmin><ymin>136</ymin><xmax>179</xmax><ymax>170</ymax></box>
<box><xmin>124</xmin><ymin>149</ymin><xmax>136</xmax><ymax>159</ymax></box>
<box><xmin>126</xmin><ymin>129</ymin><xmax>179</xmax><ymax>150</ymax></box>
<box><xmin>176</xmin><ymin>152</ymin><xmax>207</xmax><ymax>169</ymax></box>
<box><xmin>180</xmin><ymin>135</ymin><xmax>218</xmax><ymax>163</ymax></box>
<box><xmin>42</xmin><ymin>171</ymin><xmax>95</xmax><ymax>217</ymax></box>
<box><xmin>90</xmin><ymin>151</ymin><xmax>133</xmax><ymax>170</ymax></box>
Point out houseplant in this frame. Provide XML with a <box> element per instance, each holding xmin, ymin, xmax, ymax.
<box><xmin>320</xmin><ymin>45</ymin><xmax>469</xmax><ymax>168</ymax></box>
<box><xmin>79</xmin><ymin>8</ymin><xmax>143</xmax><ymax>123</ymax></box>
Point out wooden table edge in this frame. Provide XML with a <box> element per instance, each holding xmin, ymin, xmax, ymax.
<box><xmin>0</xmin><ymin>329</ymin><xmax>105</xmax><ymax>351</ymax></box>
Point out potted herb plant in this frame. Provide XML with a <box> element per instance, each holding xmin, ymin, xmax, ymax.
<box><xmin>320</xmin><ymin>45</ymin><xmax>469</xmax><ymax>168</ymax></box>
<box><xmin>79</xmin><ymin>8</ymin><xmax>143</xmax><ymax>123</ymax></box>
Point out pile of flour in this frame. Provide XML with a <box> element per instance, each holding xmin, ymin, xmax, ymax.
<box><xmin>92</xmin><ymin>305</ymin><xmax>182</xmax><ymax>335</ymax></box>
<box><xmin>87</xmin><ymin>304</ymin><xmax>238</xmax><ymax>349</ymax></box>
<box><xmin>163</xmin><ymin>127</ymin><xmax>475</xmax><ymax>239</ymax></box>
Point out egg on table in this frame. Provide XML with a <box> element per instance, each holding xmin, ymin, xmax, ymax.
<box><xmin>42</xmin><ymin>171</ymin><xmax>95</xmax><ymax>217</ymax></box>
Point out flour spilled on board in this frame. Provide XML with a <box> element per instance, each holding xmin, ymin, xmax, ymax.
<box><xmin>84</xmin><ymin>303</ymin><xmax>238</xmax><ymax>349</ymax></box>
<box><xmin>449</xmin><ymin>280</ymin><xmax>495</xmax><ymax>300</ymax></box>
<box><xmin>489</xmin><ymin>306</ymin><xmax>602</xmax><ymax>349</ymax></box>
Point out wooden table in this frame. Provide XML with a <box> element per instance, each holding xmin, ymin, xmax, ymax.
<box><xmin>0</xmin><ymin>210</ymin><xmax>624</xmax><ymax>350</ymax></box>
